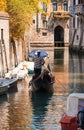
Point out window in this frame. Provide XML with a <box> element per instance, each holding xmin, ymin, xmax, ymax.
<box><xmin>80</xmin><ymin>18</ymin><xmax>83</xmax><ymax>24</ymax></box>
<box><xmin>43</xmin><ymin>3</ymin><xmax>47</xmax><ymax>12</ymax></box>
<box><xmin>77</xmin><ymin>17</ymin><xmax>79</xmax><ymax>28</ymax></box>
<box><xmin>42</xmin><ymin>20</ymin><xmax>47</xmax><ymax>28</ymax></box>
<box><xmin>63</xmin><ymin>2</ymin><xmax>68</xmax><ymax>11</ymax></box>
<box><xmin>42</xmin><ymin>32</ymin><xmax>47</xmax><ymax>36</ymax></box>
<box><xmin>73</xmin><ymin>0</ymin><xmax>76</xmax><ymax>6</ymax></box>
<box><xmin>33</xmin><ymin>20</ymin><xmax>35</xmax><ymax>24</ymax></box>
<box><xmin>78</xmin><ymin>0</ymin><xmax>84</xmax><ymax>4</ymax></box>
<box><xmin>1</xmin><ymin>29</ymin><xmax>3</xmax><ymax>40</ymax></box>
<box><xmin>1</xmin><ymin>29</ymin><xmax>4</xmax><ymax>44</ymax></box>
<box><xmin>52</xmin><ymin>2</ymin><xmax>57</xmax><ymax>11</ymax></box>
<box><xmin>78</xmin><ymin>0</ymin><xmax>80</xmax><ymax>4</ymax></box>
<box><xmin>77</xmin><ymin>35</ymin><xmax>79</xmax><ymax>40</ymax></box>
<box><xmin>73</xmin><ymin>17</ymin><xmax>75</xmax><ymax>28</ymax></box>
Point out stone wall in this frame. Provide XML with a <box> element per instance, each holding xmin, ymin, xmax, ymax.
<box><xmin>0</xmin><ymin>12</ymin><xmax>9</xmax><ymax>76</ymax></box>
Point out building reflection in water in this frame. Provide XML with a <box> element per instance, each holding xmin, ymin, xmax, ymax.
<box><xmin>6</xmin><ymin>80</ymin><xmax>33</xmax><ymax>130</ymax></box>
<box><xmin>0</xmin><ymin>95</ymin><xmax>9</xmax><ymax>129</ymax></box>
<box><xmin>30</xmin><ymin>92</ymin><xmax>53</xmax><ymax>129</ymax></box>
<box><xmin>69</xmin><ymin>52</ymin><xmax>84</xmax><ymax>93</ymax></box>
<box><xmin>0</xmin><ymin>86</ymin><xmax>18</xmax><ymax>130</ymax></box>
<box><xmin>30</xmin><ymin>92</ymin><xmax>67</xmax><ymax>129</ymax></box>
<box><xmin>54</xmin><ymin>47</ymin><xmax>69</xmax><ymax>95</ymax></box>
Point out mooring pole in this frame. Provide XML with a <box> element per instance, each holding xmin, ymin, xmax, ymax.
<box><xmin>0</xmin><ymin>40</ymin><xmax>4</xmax><ymax>77</ymax></box>
<box><xmin>2</xmin><ymin>40</ymin><xmax>9</xmax><ymax>72</ymax></box>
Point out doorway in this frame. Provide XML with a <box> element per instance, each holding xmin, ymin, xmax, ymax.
<box><xmin>54</xmin><ymin>26</ymin><xmax>64</xmax><ymax>47</ymax></box>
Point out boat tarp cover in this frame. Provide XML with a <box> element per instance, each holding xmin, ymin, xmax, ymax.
<box><xmin>67</xmin><ymin>93</ymin><xmax>84</xmax><ymax>116</ymax></box>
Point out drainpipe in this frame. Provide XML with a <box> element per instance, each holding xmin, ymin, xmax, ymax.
<box><xmin>36</xmin><ymin>10</ymin><xmax>39</xmax><ymax>32</ymax></box>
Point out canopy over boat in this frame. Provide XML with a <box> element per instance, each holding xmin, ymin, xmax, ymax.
<box><xmin>66</xmin><ymin>93</ymin><xmax>84</xmax><ymax>116</ymax></box>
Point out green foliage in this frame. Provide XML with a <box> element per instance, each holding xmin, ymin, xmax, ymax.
<box><xmin>6</xmin><ymin>0</ymin><xmax>50</xmax><ymax>39</ymax></box>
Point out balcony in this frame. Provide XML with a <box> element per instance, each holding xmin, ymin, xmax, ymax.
<box><xmin>75</xmin><ymin>4</ymin><xmax>84</xmax><ymax>15</ymax></box>
<box><xmin>69</xmin><ymin>6</ymin><xmax>75</xmax><ymax>16</ymax></box>
<box><xmin>52</xmin><ymin>11</ymin><xmax>69</xmax><ymax>19</ymax></box>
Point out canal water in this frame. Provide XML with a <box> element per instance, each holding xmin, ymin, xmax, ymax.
<box><xmin>0</xmin><ymin>47</ymin><xmax>84</xmax><ymax>130</ymax></box>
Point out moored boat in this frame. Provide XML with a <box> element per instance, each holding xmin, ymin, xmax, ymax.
<box><xmin>7</xmin><ymin>78</ymin><xmax>18</xmax><ymax>88</ymax></box>
<box><xmin>0</xmin><ymin>78</ymin><xmax>18</xmax><ymax>95</ymax></box>
<box><xmin>0</xmin><ymin>84</ymin><xmax>8</xmax><ymax>95</ymax></box>
<box><xmin>60</xmin><ymin>93</ymin><xmax>84</xmax><ymax>130</ymax></box>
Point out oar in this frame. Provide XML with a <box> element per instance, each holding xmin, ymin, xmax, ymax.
<box><xmin>55</xmin><ymin>78</ymin><xmax>67</xmax><ymax>89</ymax></box>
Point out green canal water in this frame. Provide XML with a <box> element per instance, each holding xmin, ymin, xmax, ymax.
<box><xmin>0</xmin><ymin>47</ymin><xmax>84</xmax><ymax>130</ymax></box>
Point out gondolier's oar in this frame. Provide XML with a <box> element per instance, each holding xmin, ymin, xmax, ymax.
<box><xmin>47</xmin><ymin>57</ymin><xmax>66</xmax><ymax>88</ymax></box>
<box><xmin>55</xmin><ymin>78</ymin><xmax>66</xmax><ymax>89</ymax></box>
<box><xmin>47</xmin><ymin>63</ymin><xmax>51</xmax><ymax>72</ymax></box>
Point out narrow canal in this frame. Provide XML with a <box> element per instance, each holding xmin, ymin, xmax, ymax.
<box><xmin>0</xmin><ymin>47</ymin><xmax>84</xmax><ymax>130</ymax></box>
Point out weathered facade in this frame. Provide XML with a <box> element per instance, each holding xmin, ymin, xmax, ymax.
<box><xmin>0</xmin><ymin>12</ymin><xmax>9</xmax><ymax>76</ymax></box>
<box><xmin>69</xmin><ymin>0</ymin><xmax>84</xmax><ymax>51</ymax></box>
<box><xmin>10</xmin><ymin>39</ymin><xmax>23</xmax><ymax>69</ymax></box>
<box><xmin>0</xmin><ymin>12</ymin><xmax>23</xmax><ymax>76</ymax></box>
<box><xmin>29</xmin><ymin>0</ymin><xmax>70</xmax><ymax>47</ymax></box>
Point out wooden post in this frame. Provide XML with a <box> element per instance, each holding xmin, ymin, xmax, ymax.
<box><xmin>2</xmin><ymin>40</ymin><xmax>8</xmax><ymax>72</ymax></box>
<box><xmin>0</xmin><ymin>40</ymin><xmax>4</xmax><ymax>77</ymax></box>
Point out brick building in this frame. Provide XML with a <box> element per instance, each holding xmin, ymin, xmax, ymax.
<box><xmin>28</xmin><ymin>0</ymin><xmax>70</xmax><ymax>47</ymax></box>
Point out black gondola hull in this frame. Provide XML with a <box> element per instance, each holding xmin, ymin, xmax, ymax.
<box><xmin>29</xmin><ymin>75</ymin><xmax>54</xmax><ymax>93</ymax></box>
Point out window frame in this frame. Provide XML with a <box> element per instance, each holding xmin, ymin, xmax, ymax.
<box><xmin>52</xmin><ymin>2</ymin><xmax>57</xmax><ymax>11</ymax></box>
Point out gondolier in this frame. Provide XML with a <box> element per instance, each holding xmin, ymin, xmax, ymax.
<box><xmin>28</xmin><ymin>49</ymin><xmax>54</xmax><ymax>93</ymax></box>
<box><xmin>33</xmin><ymin>50</ymin><xmax>44</xmax><ymax>77</ymax></box>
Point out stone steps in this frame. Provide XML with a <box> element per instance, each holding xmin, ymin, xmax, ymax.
<box><xmin>30</xmin><ymin>42</ymin><xmax>54</xmax><ymax>47</ymax></box>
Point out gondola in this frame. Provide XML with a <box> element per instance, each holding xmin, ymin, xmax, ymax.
<box><xmin>28</xmin><ymin>49</ymin><xmax>55</xmax><ymax>93</ymax></box>
<box><xmin>29</xmin><ymin>69</ymin><xmax>55</xmax><ymax>93</ymax></box>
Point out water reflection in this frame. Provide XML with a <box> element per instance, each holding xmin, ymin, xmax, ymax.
<box><xmin>30</xmin><ymin>92</ymin><xmax>53</xmax><ymax>130</ymax></box>
<box><xmin>69</xmin><ymin>52</ymin><xmax>84</xmax><ymax>93</ymax></box>
<box><xmin>0</xmin><ymin>47</ymin><xmax>84</xmax><ymax>129</ymax></box>
<box><xmin>0</xmin><ymin>95</ymin><xmax>9</xmax><ymax>129</ymax></box>
<box><xmin>8</xmin><ymin>85</ymin><xmax>18</xmax><ymax>94</ymax></box>
<box><xmin>54</xmin><ymin>48</ymin><xmax>69</xmax><ymax>73</ymax></box>
<box><xmin>0</xmin><ymin>94</ymin><xmax>8</xmax><ymax>104</ymax></box>
<box><xmin>6</xmin><ymin>80</ymin><xmax>32</xmax><ymax>130</ymax></box>
<box><xmin>54</xmin><ymin>49</ymin><xmax>64</xmax><ymax>66</ymax></box>
<box><xmin>53</xmin><ymin>48</ymin><xmax>69</xmax><ymax>95</ymax></box>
